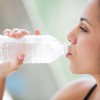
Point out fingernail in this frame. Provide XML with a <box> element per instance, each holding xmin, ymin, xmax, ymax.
<box><xmin>34</xmin><ymin>29</ymin><xmax>40</xmax><ymax>35</ymax></box>
<box><xmin>5</xmin><ymin>32</ymin><xmax>9</xmax><ymax>36</ymax></box>
<box><xmin>17</xmin><ymin>55</ymin><xmax>24</xmax><ymax>60</ymax></box>
<box><xmin>16</xmin><ymin>31</ymin><xmax>21</xmax><ymax>34</ymax></box>
<box><xmin>9</xmin><ymin>32</ymin><xmax>14</xmax><ymax>36</ymax></box>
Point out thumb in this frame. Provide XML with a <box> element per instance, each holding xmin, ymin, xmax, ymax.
<box><xmin>34</xmin><ymin>29</ymin><xmax>41</xmax><ymax>35</ymax></box>
<box><xmin>16</xmin><ymin>54</ymin><xmax>25</xmax><ymax>66</ymax></box>
<box><xmin>0</xmin><ymin>54</ymin><xmax>25</xmax><ymax>77</ymax></box>
<box><xmin>9</xmin><ymin>54</ymin><xmax>25</xmax><ymax>71</ymax></box>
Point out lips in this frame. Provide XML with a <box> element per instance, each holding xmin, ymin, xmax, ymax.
<box><xmin>65</xmin><ymin>43</ymin><xmax>73</xmax><ymax>57</ymax></box>
<box><xmin>66</xmin><ymin>47</ymin><xmax>72</xmax><ymax>57</ymax></box>
<box><xmin>66</xmin><ymin>52</ymin><xmax>72</xmax><ymax>57</ymax></box>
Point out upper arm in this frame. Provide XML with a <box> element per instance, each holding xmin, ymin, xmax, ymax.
<box><xmin>51</xmin><ymin>78</ymin><xmax>95</xmax><ymax>100</ymax></box>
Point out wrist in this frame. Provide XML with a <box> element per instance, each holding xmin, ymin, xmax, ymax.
<box><xmin>0</xmin><ymin>74</ymin><xmax>7</xmax><ymax>81</ymax></box>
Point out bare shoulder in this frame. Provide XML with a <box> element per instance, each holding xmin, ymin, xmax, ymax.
<box><xmin>51</xmin><ymin>78</ymin><xmax>96</xmax><ymax>100</ymax></box>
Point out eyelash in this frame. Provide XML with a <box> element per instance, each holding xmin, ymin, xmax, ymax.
<box><xmin>80</xmin><ymin>27</ymin><xmax>88</xmax><ymax>32</ymax></box>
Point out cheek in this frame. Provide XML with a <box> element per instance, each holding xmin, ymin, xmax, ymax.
<box><xmin>76</xmin><ymin>37</ymin><xmax>99</xmax><ymax>68</ymax></box>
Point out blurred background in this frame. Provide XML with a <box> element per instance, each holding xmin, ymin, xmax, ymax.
<box><xmin>0</xmin><ymin>0</ymin><xmax>87</xmax><ymax>100</ymax></box>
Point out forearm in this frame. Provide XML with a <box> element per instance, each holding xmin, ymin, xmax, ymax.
<box><xmin>0</xmin><ymin>76</ymin><xmax>6</xmax><ymax>100</ymax></box>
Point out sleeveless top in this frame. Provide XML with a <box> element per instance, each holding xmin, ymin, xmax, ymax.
<box><xmin>84</xmin><ymin>84</ymin><xmax>97</xmax><ymax>100</ymax></box>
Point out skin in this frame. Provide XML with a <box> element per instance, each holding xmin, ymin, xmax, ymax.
<box><xmin>0</xmin><ymin>28</ymin><xmax>40</xmax><ymax>100</ymax></box>
<box><xmin>51</xmin><ymin>0</ymin><xmax>100</xmax><ymax>100</ymax></box>
<box><xmin>1</xmin><ymin>0</ymin><xmax>100</xmax><ymax>100</ymax></box>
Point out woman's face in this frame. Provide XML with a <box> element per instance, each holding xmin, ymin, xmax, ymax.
<box><xmin>67</xmin><ymin>0</ymin><xmax>100</xmax><ymax>74</ymax></box>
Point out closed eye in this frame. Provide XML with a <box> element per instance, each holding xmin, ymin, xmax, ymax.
<box><xmin>80</xmin><ymin>27</ymin><xmax>88</xmax><ymax>32</ymax></box>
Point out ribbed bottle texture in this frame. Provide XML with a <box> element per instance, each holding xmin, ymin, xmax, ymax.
<box><xmin>0</xmin><ymin>35</ymin><xmax>69</xmax><ymax>63</ymax></box>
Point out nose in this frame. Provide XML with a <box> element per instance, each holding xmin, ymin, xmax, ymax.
<box><xmin>67</xmin><ymin>28</ymin><xmax>77</xmax><ymax>44</ymax></box>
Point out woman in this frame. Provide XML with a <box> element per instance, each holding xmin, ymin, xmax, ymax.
<box><xmin>1</xmin><ymin>0</ymin><xmax>100</xmax><ymax>99</ymax></box>
<box><xmin>52</xmin><ymin>0</ymin><xmax>100</xmax><ymax>99</ymax></box>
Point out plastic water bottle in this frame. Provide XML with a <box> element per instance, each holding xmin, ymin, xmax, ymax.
<box><xmin>0</xmin><ymin>35</ymin><xmax>70</xmax><ymax>63</ymax></box>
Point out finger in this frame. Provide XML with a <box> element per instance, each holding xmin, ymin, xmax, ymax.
<box><xmin>8</xmin><ymin>28</ymin><xmax>20</xmax><ymax>38</ymax></box>
<box><xmin>12</xmin><ymin>28</ymin><xmax>20</xmax><ymax>33</ymax></box>
<box><xmin>12</xmin><ymin>54</ymin><xmax>25</xmax><ymax>66</ymax></box>
<box><xmin>15</xmin><ymin>29</ymin><xmax>30</xmax><ymax>38</ymax></box>
<box><xmin>0</xmin><ymin>53</ymin><xmax>25</xmax><ymax>77</ymax></box>
<box><xmin>10</xmin><ymin>54</ymin><xmax>25</xmax><ymax>71</ymax></box>
<box><xmin>34</xmin><ymin>29</ymin><xmax>41</xmax><ymax>35</ymax></box>
<box><xmin>8</xmin><ymin>30</ymin><xmax>16</xmax><ymax>38</ymax></box>
<box><xmin>3</xmin><ymin>29</ymin><xmax>11</xmax><ymax>36</ymax></box>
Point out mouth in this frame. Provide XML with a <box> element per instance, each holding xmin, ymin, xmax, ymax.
<box><xmin>66</xmin><ymin>46</ymin><xmax>73</xmax><ymax>57</ymax></box>
<box><xmin>66</xmin><ymin>52</ymin><xmax>72</xmax><ymax>57</ymax></box>
<box><xmin>66</xmin><ymin>45</ymin><xmax>72</xmax><ymax>57</ymax></box>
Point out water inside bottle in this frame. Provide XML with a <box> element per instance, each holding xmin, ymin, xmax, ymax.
<box><xmin>0</xmin><ymin>35</ymin><xmax>70</xmax><ymax>63</ymax></box>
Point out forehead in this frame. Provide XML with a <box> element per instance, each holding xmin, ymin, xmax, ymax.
<box><xmin>81</xmin><ymin>0</ymin><xmax>100</xmax><ymax>27</ymax></box>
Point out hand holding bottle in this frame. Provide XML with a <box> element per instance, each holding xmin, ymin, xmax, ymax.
<box><xmin>0</xmin><ymin>28</ymin><xmax>33</xmax><ymax>100</ymax></box>
<box><xmin>1</xmin><ymin>28</ymin><xmax>41</xmax><ymax>77</ymax></box>
<box><xmin>0</xmin><ymin>28</ymin><xmax>31</xmax><ymax>78</ymax></box>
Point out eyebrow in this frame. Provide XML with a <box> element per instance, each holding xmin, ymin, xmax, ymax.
<box><xmin>80</xmin><ymin>17</ymin><xmax>92</xmax><ymax>26</ymax></box>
